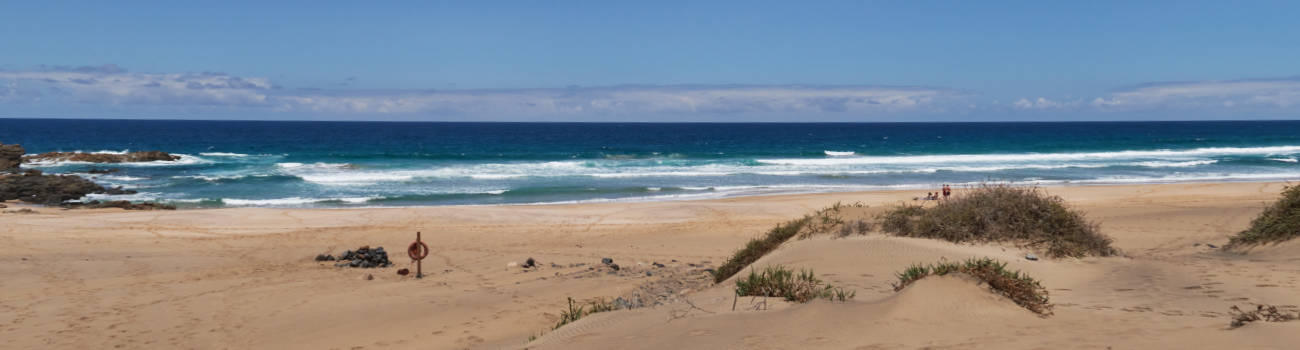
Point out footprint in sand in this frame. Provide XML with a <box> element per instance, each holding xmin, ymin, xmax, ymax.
<box><xmin>688</xmin><ymin>329</ymin><xmax>715</xmax><ymax>336</ymax></box>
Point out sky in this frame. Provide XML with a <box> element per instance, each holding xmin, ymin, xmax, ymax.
<box><xmin>1</xmin><ymin>1</ymin><xmax>1298</xmax><ymax>122</ymax></box>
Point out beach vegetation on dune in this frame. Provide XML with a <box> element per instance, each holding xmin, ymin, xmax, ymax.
<box><xmin>552</xmin><ymin>297</ymin><xmax>617</xmax><ymax>330</ymax></box>
<box><xmin>1228</xmin><ymin>184</ymin><xmax>1300</xmax><ymax>248</ymax></box>
<box><xmin>734</xmin><ymin>265</ymin><xmax>855</xmax><ymax>303</ymax></box>
<box><xmin>878</xmin><ymin>184</ymin><xmax>1117</xmax><ymax>258</ymax></box>
<box><xmin>713</xmin><ymin>202</ymin><xmax>868</xmax><ymax>283</ymax></box>
<box><xmin>892</xmin><ymin>257</ymin><xmax>1052</xmax><ymax>315</ymax></box>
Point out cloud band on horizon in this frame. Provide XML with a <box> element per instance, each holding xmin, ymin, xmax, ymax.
<box><xmin>0</xmin><ymin>65</ymin><xmax>961</xmax><ymax>118</ymax></box>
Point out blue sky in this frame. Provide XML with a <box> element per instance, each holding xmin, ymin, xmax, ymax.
<box><xmin>2</xmin><ymin>1</ymin><xmax>1298</xmax><ymax>121</ymax></box>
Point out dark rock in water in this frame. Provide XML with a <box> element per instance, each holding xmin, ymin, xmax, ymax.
<box><xmin>0</xmin><ymin>143</ymin><xmax>23</xmax><ymax>173</ymax></box>
<box><xmin>602</xmin><ymin>258</ymin><xmax>614</xmax><ymax>265</ymax></box>
<box><xmin>0</xmin><ymin>169</ymin><xmax>121</xmax><ymax>205</ymax></box>
<box><xmin>65</xmin><ymin>200</ymin><xmax>175</xmax><ymax>210</ymax></box>
<box><xmin>86</xmin><ymin>168</ymin><xmax>120</xmax><ymax>174</ymax></box>
<box><xmin>23</xmin><ymin>150</ymin><xmax>181</xmax><ymax>164</ymax></box>
<box><xmin>523</xmin><ymin>257</ymin><xmax>536</xmax><ymax>268</ymax></box>
<box><xmin>315</xmin><ymin>254</ymin><xmax>335</xmax><ymax>261</ymax></box>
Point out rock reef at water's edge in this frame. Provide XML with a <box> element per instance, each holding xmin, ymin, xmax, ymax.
<box><xmin>23</xmin><ymin>150</ymin><xmax>181</xmax><ymax>164</ymax></box>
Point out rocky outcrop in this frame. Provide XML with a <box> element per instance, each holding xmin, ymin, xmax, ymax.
<box><xmin>0</xmin><ymin>169</ymin><xmax>137</xmax><ymax>205</ymax></box>
<box><xmin>0</xmin><ymin>143</ymin><xmax>23</xmax><ymax>173</ymax></box>
<box><xmin>23</xmin><ymin>150</ymin><xmax>181</xmax><ymax>164</ymax></box>
<box><xmin>63</xmin><ymin>200</ymin><xmax>176</xmax><ymax>210</ymax></box>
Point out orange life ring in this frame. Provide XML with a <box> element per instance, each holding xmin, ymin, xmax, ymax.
<box><xmin>408</xmin><ymin>241</ymin><xmax>428</xmax><ymax>261</ymax></box>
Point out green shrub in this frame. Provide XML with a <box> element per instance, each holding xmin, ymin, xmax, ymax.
<box><xmin>877</xmin><ymin>184</ymin><xmax>1117</xmax><ymax>258</ymax></box>
<box><xmin>892</xmin><ymin>258</ymin><xmax>1052</xmax><ymax>315</ymax></box>
<box><xmin>735</xmin><ymin>265</ymin><xmax>854</xmax><ymax>303</ymax></box>
<box><xmin>1228</xmin><ymin>185</ymin><xmax>1300</xmax><ymax>248</ymax></box>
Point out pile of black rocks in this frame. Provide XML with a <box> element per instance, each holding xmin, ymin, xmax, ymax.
<box><xmin>316</xmin><ymin>245</ymin><xmax>392</xmax><ymax>268</ymax></box>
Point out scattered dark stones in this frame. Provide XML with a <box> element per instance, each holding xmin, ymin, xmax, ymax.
<box><xmin>315</xmin><ymin>254</ymin><xmax>335</xmax><ymax>261</ymax></box>
<box><xmin>652</xmin><ymin>262</ymin><xmax>665</xmax><ymax>268</ymax></box>
<box><xmin>608</xmin><ymin>263</ymin><xmax>620</xmax><ymax>271</ymax></box>
<box><xmin>645</xmin><ymin>271</ymin><xmax>652</xmax><ymax>277</ymax></box>
<box><xmin>550</xmin><ymin>263</ymin><xmax>563</xmax><ymax>268</ymax></box>
<box><xmin>601</xmin><ymin>257</ymin><xmax>614</xmax><ymax>265</ymax></box>
<box><xmin>363</xmin><ymin>274</ymin><xmax>374</xmax><ymax>281</ymax></box>
<box><xmin>23</xmin><ymin>150</ymin><xmax>181</xmax><ymax>164</ymax></box>
<box><xmin>397</xmin><ymin>268</ymin><xmax>410</xmax><ymax>276</ymax></box>
<box><xmin>1207</xmin><ymin>243</ymin><xmax>1219</xmax><ymax>249</ymax></box>
<box><xmin>327</xmin><ymin>245</ymin><xmax>391</xmax><ymax>268</ymax></box>
<box><xmin>523</xmin><ymin>257</ymin><xmax>536</xmax><ymax>268</ymax></box>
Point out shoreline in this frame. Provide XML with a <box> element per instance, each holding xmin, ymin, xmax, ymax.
<box><xmin>49</xmin><ymin>177</ymin><xmax>1297</xmax><ymax>211</ymax></box>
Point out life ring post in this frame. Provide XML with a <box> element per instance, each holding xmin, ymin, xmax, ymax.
<box><xmin>408</xmin><ymin>231</ymin><xmax>429</xmax><ymax>279</ymax></box>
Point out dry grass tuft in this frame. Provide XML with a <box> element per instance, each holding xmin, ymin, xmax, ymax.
<box><xmin>714</xmin><ymin>202</ymin><xmax>867</xmax><ymax>283</ymax></box>
<box><xmin>734</xmin><ymin>265</ymin><xmax>854</xmax><ymax>303</ymax></box>
<box><xmin>892</xmin><ymin>257</ymin><xmax>1052</xmax><ymax>315</ymax></box>
<box><xmin>552</xmin><ymin>297</ymin><xmax>617</xmax><ymax>330</ymax></box>
<box><xmin>878</xmin><ymin>184</ymin><xmax>1117</xmax><ymax>258</ymax></box>
<box><xmin>1229</xmin><ymin>304</ymin><xmax>1299</xmax><ymax>328</ymax></box>
<box><xmin>1228</xmin><ymin>184</ymin><xmax>1300</xmax><ymax>248</ymax></box>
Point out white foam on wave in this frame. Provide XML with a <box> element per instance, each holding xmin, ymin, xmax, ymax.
<box><xmin>1074</xmin><ymin>172</ymin><xmax>1300</xmax><ymax>184</ymax></box>
<box><xmin>1270</xmin><ymin>157</ymin><xmax>1299</xmax><ymax>163</ymax></box>
<box><xmin>757</xmin><ymin>145</ymin><xmax>1300</xmax><ymax>166</ymax></box>
<box><xmin>1133</xmin><ymin>160</ymin><xmax>1218</xmax><ymax>168</ymax></box>
<box><xmin>275</xmin><ymin>162</ymin><xmax>354</xmax><ymax>169</ymax></box>
<box><xmin>80</xmin><ymin>192</ymin><xmax>162</xmax><ymax>202</ymax></box>
<box><xmin>824</xmin><ymin>150</ymin><xmax>856</xmax><ymax>156</ymax></box>
<box><xmin>199</xmin><ymin>152</ymin><xmax>251</xmax><ymax>157</ymax></box>
<box><xmin>221</xmin><ymin>197</ymin><xmax>375</xmax><ymax>206</ymax></box>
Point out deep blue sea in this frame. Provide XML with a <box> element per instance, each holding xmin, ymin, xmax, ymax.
<box><xmin>3</xmin><ymin>119</ymin><xmax>1300</xmax><ymax>208</ymax></box>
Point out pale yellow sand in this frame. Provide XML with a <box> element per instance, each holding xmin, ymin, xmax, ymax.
<box><xmin>2</xmin><ymin>182</ymin><xmax>1299</xmax><ymax>349</ymax></box>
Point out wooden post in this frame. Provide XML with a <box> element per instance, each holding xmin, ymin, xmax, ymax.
<box><xmin>416</xmin><ymin>231</ymin><xmax>423</xmax><ymax>279</ymax></box>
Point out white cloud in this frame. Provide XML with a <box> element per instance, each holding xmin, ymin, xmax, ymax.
<box><xmin>0</xmin><ymin>66</ymin><xmax>959</xmax><ymax>118</ymax></box>
<box><xmin>1092</xmin><ymin>78</ymin><xmax>1300</xmax><ymax>109</ymax></box>
<box><xmin>1011</xmin><ymin>97</ymin><xmax>1077</xmax><ymax>110</ymax></box>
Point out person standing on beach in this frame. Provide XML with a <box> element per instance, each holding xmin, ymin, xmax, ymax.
<box><xmin>942</xmin><ymin>185</ymin><xmax>951</xmax><ymax>200</ymax></box>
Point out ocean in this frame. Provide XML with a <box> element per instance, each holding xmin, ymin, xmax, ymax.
<box><xmin>3</xmin><ymin>119</ymin><xmax>1300</xmax><ymax>208</ymax></box>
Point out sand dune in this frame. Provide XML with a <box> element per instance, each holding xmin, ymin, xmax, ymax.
<box><xmin>2</xmin><ymin>182</ymin><xmax>1299</xmax><ymax>349</ymax></box>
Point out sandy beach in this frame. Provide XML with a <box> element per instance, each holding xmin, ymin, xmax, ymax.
<box><xmin>3</xmin><ymin>182</ymin><xmax>1300</xmax><ymax>349</ymax></box>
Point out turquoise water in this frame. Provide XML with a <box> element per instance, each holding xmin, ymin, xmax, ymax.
<box><xmin>3</xmin><ymin>119</ymin><xmax>1300</xmax><ymax>207</ymax></box>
